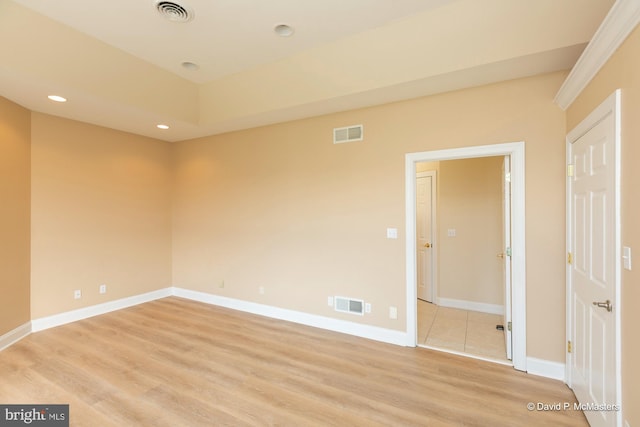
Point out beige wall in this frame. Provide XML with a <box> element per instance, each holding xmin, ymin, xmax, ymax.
<box><xmin>173</xmin><ymin>71</ymin><xmax>568</xmax><ymax>362</ymax></box>
<box><xmin>437</xmin><ymin>157</ymin><xmax>504</xmax><ymax>306</ymax></box>
<box><xmin>0</xmin><ymin>97</ymin><xmax>31</xmax><ymax>335</ymax></box>
<box><xmin>0</xmin><ymin>25</ymin><xmax>633</xmax><ymax>416</ymax></box>
<box><xmin>566</xmin><ymin>25</ymin><xmax>640</xmax><ymax>427</ymax></box>
<box><xmin>30</xmin><ymin>114</ymin><xmax>173</xmax><ymax>318</ymax></box>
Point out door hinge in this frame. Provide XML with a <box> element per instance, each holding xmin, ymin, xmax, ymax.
<box><xmin>567</xmin><ymin>340</ymin><xmax>572</xmax><ymax>353</ymax></box>
<box><xmin>505</xmin><ymin>172</ymin><xmax>511</xmax><ymax>183</ymax></box>
<box><xmin>568</xmin><ymin>252</ymin><xmax>573</xmax><ymax>265</ymax></box>
<box><xmin>506</xmin><ymin>247</ymin><xmax>512</xmax><ymax>257</ymax></box>
<box><xmin>567</xmin><ymin>164</ymin><xmax>574</xmax><ymax>177</ymax></box>
<box><xmin>507</xmin><ymin>321</ymin><xmax>512</xmax><ymax>332</ymax></box>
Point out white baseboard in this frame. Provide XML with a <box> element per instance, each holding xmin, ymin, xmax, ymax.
<box><xmin>172</xmin><ymin>287</ymin><xmax>408</xmax><ymax>346</ymax></box>
<box><xmin>19</xmin><ymin>286</ymin><xmax>566</xmax><ymax>385</ymax></box>
<box><xmin>526</xmin><ymin>357</ymin><xmax>565</xmax><ymax>381</ymax></box>
<box><xmin>28</xmin><ymin>286</ymin><xmax>408</xmax><ymax>347</ymax></box>
<box><xmin>0</xmin><ymin>322</ymin><xmax>31</xmax><ymax>351</ymax></box>
<box><xmin>31</xmin><ymin>288</ymin><xmax>173</xmax><ymax>332</ymax></box>
<box><xmin>437</xmin><ymin>297</ymin><xmax>504</xmax><ymax>315</ymax></box>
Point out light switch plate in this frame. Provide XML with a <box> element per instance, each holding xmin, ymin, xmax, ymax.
<box><xmin>386</xmin><ymin>228</ymin><xmax>398</xmax><ymax>239</ymax></box>
<box><xmin>447</xmin><ymin>228</ymin><xmax>456</xmax><ymax>237</ymax></box>
<box><xmin>623</xmin><ymin>246</ymin><xmax>632</xmax><ymax>270</ymax></box>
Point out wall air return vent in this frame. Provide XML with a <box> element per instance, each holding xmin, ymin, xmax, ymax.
<box><xmin>334</xmin><ymin>296</ymin><xmax>364</xmax><ymax>315</ymax></box>
<box><xmin>333</xmin><ymin>124</ymin><xmax>363</xmax><ymax>144</ymax></box>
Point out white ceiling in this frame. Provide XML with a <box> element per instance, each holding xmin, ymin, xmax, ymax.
<box><xmin>0</xmin><ymin>0</ymin><xmax>615</xmax><ymax>142</ymax></box>
<box><xmin>11</xmin><ymin>0</ymin><xmax>453</xmax><ymax>84</ymax></box>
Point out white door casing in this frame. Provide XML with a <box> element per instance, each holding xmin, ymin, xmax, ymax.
<box><xmin>405</xmin><ymin>141</ymin><xmax>526</xmax><ymax>371</ymax></box>
<box><xmin>502</xmin><ymin>156</ymin><xmax>513</xmax><ymax>361</ymax></box>
<box><xmin>416</xmin><ymin>171</ymin><xmax>436</xmax><ymax>302</ymax></box>
<box><xmin>566</xmin><ymin>90</ymin><xmax>621</xmax><ymax>427</ymax></box>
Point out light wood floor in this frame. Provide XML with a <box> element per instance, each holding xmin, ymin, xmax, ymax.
<box><xmin>0</xmin><ymin>297</ymin><xmax>587</xmax><ymax>426</ymax></box>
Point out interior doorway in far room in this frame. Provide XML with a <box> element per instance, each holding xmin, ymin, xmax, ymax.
<box><xmin>416</xmin><ymin>156</ymin><xmax>510</xmax><ymax>362</ymax></box>
<box><xmin>415</xmin><ymin>155</ymin><xmax>513</xmax><ymax>364</ymax></box>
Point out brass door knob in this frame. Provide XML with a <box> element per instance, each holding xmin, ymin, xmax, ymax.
<box><xmin>497</xmin><ymin>253</ymin><xmax>505</xmax><ymax>259</ymax></box>
<box><xmin>424</xmin><ymin>243</ymin><xmax>432</xmax><ymax>248</ymax></box>
<box><xmin>593</xmin><ymin>300</ymin><xmax>613</xmax><ymax>312</ymax></box>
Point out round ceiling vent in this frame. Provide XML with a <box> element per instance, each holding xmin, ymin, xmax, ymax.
<box><xmin>155</xmin><ymin>1</ymin><xmax>193</xmax><ymax>23</ymax></box>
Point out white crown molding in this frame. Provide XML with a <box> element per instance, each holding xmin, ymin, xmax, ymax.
<box><xmin>554</xmin><ymin>0</ymin><xmax>640</xmax><ymax>110</ymax></box>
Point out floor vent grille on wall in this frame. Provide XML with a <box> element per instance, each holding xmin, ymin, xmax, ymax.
<box><xmin>333</xmin><ymin>124</ymin><xmax>363</xmax><ymax>144</ymax></box>
<box><xmin>334</xmin><ymin>296</ymin><xmax>364</xmax><ymax>315</ymax></box>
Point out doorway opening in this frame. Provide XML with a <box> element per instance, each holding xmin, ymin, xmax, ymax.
<box><xmin>416</xmin><ymin>156</ymin><xmax>510</xmax><ymax>363</ymax></box>
<box><xmin>405</xmin><ymin>142</ymin><xmax>526</xmax><ymax>371</ymax></box>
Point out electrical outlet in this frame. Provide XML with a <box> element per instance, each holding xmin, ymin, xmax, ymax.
<box><xmin>622</xmin><ymin>246</ymin><xmax>632</xmax><ymax>270</ymax></box>
<box><xmin>99</xmin><ymin>284</ymin><xmax>107</xmax><ymax>294</ymax></box>
<box><xmin>259</xmin><ymin>286</ymin><xmax>265</xmax><ymax>295</ymax></box>
<box><xmin>74</xmin><ymin>290</ymin><xmax>82</xmax><ymax>299</ymax></box>
<box><xmin>365</xmin><ymin>303</ymin><xmax>371</xmax><ymax>313</ymax></box>
<box><xmin>389</xmin><ymin>306</ymin><xmax>397</xmax><ymax>319</ymax></box>
<box><xmin>328</xmin><ymin>296</ymin><xmax>334</xmax><ymax>307</ymax></box>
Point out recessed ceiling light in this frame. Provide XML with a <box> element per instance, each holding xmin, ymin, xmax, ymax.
<box><xmin>181</xmin><ymin>61</ymin><xmax>200</xmax><ymax>71</ymax></box>
<box><xmin>48</xmin><ymin>95</ymin><xmax>67</xmax><ymax>102</ymax></box>
<box><xmin>157</xmin><ymin>124</ymin><xmax>170</xmax><ymax>130</ymax></box>
<box><xmin>274</xmin><ymin>24</ymin><xmax>294</xmax><ymax>37</ymax></box>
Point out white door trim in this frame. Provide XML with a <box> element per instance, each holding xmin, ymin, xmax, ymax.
<box><xmin>405</xmin><ymin>141</ymin><xmax>526</xmax><ymax>371</ymax></box>
<box><xmin>416</xmin><ymin>170</ymin><xmax>437</xmax><ymax>302</ymax></box>
<box><xmin>565</xmin><ymin>90</ymin><xmax>621</xmax><ymax>425</ymax></box>
<box><xmin>502</xmin><ymin>155</ymin><xmax>513</xmax><ymax>361</ymax></box>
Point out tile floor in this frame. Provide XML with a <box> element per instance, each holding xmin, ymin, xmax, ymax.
<box><xmin>417</xmin><ymin>299</ymin><xmax>508</xmax><ymax>362</ymax></box>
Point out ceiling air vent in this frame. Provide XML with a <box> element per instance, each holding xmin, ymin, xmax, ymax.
<box><xmin>155</xmin><ymin>1</ymin><xmax>194</xmax><ymax>23</ymax></box>
<box><xmin>333</xmin><ymin>124</ymin><xmax>363</xmax><ymax>144</ymax></box>
<box><xmin>334</xmin><ymin>296</ymin><xmax>364</xmax><ymax>316</ymax></box>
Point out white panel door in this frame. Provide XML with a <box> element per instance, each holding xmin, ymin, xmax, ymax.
<box><xmin>502</xmin><ymin>156</ymin><xmax>512</xmax><ymax>361</ymax></box>
<box><xmin>569</xmin><ymin>108</ymin><xmax>618</xmax><ymax>427</ymax></box>
<box><xmin>416</xmin><ymin>172</ymin><xmax>435</xmax><ymax>302</ymax></box>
